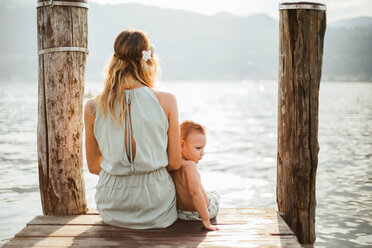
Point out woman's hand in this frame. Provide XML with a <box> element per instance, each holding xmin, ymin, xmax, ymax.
<box><xmin>202</xmin><ymin>219</ymin><xmax>219</xmax><ymax>231</ymax></box>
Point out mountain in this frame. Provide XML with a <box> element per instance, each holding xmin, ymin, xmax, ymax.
<box><xmin>87</xmin><ymin>4</ymin><xmax>278</xmax><ymax>81</ymax></box>
<box><xmin>0</xmin><ymin>1</ymin><xmax>371</xmax><ymax>82</ymax></box>
<box><xmin>0</xmin><ymin>0</ymin><xmax>38</xmax><ymax>80</ymax></box>
<box><xmin>324</xmin><ymin>17</ymin><xmax>372</xmax><ymax>81</ymax></box>
<box><xmin>329</xmin><ymin>16</ymin><xmax>372</xmax><ymax>28</ymax></box>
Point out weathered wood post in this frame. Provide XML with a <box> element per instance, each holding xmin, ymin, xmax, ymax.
<box><xmin>37</xmin><ymin>0</ymin><xmax>88</xmax><ymax>215</ymax></box>
<box><xmin>277</xmin><ymin>2</ymin><xmax>326</xmax><ymax>245</ymax></box>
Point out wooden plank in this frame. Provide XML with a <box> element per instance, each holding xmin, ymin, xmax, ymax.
<box><xmin>218</xmin><ymin>208</ymin><xmax>277</xmax><ymax>214</ymax></box>
<box><xmin>5</xmin><ymin>235</ymin><xmax>301</xmax><ymax>243</ymax></box>
<box><xmin>15</xmin><ymin>224</ymin><xmax>294</xmax><ymax>238</ymax></box>
<box><xmin>4</xmin><ymin>208</ymin><xmax>301</xmax><ymax>247</ymax></box>
<box><xmin>3</xmin><ymin>236</ymin><xmax>302</xmax><ymax>248</ymax></box>
<box><xmin>28</xmin><ymin>215</ymin><xmax>105</xmax><ymax>226</ymax></box>
<box><xmin>27</xmin><ymin>213</ymin><xmax>285</xmax><ymax>226</ymax></box>
<box><xmin>27</xmin><ymin>216</ymin><xmax>281</xmax><ymax>226</ymax></box>
<box><xmin>86</xmin><ymin>207</ymin><xmax>278</xmax><ymax>215</ymax></box>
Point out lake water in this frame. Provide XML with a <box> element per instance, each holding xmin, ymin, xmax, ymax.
<box><xmin>0</xmin><ymin>80</ymin><xmax>371</xmax><ymax>247</ymax></box>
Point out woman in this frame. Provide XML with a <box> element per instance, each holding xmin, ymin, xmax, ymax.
<box><xmin>84</xmin><ymin>29</ymin><xmax>181</xmax><ymax>229</ymax></box>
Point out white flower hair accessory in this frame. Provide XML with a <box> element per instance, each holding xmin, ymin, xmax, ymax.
<box><xmin>141</xmin><ymin>45</ymin><xmax>155</xmax><ymax>62</ymax></box>
<box><xmin>142</xmin><ymin>50</ymin><xmax>152</xmax><ymax>62</ymax></box>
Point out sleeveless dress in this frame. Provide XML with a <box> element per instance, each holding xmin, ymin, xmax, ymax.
<box><xmin>93</xmin><ymin>86</ymin><xmax>178</xmax><ymax>229</ymax></box>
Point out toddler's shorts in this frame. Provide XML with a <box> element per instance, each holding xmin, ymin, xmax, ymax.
<box><xmin>177</xmin><ymin>190</ymin><xmax>219</xmax><ymax>220</ymax></box>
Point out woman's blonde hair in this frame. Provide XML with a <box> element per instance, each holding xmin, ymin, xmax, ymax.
<box><xmin>97</xmin><ymin>29</ymin><xmax>159</xmax><ymax>124</ymax></box>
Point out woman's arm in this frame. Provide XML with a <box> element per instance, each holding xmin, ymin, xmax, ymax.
<box><xmin>84</xmin><ymin>99</ymin><xmax>102</xmax><ymax>175</ymax></box>
<box><xmin>184</xmin><ymin>161</ymin><xmax>219</xmax><ymax>231</ymax></box>
<box><xmin>156</xmin><ymin>91</ymin><xmax>182</xmax><ymax>171</ymax></box>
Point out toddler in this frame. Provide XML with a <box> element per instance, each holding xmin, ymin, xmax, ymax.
<box><xmin>170</xmin><ymin>120</ymin><xmax>219</xmax><ymax>231</ymax></box>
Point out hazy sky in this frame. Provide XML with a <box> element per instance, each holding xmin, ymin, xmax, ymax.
<box><xmin>90</xmin><ymin>0</ymin><xmax>372</xmax><ymax>23</ymax></box>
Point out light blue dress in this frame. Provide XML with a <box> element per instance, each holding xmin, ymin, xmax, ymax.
<box><xmin>93</xmin><ymin>86</ymin><xmax>177</xmax><ymax>229</ymax></box>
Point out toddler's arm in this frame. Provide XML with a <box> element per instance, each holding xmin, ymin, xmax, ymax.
<box><xmin>183</xmin><ymin>161</ymin><xmax>219</xmax><ymax>231</ymax></box>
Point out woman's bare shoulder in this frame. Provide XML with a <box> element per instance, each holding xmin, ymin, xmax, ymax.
<box><xmin>151</xmin><ymin>89</ymin><xmax>177</xmax><ymax>115</ymax></box>
<box><xmin>152</xmin><ymin>89</ymin><xmax>176</xmax><ymax>102</ymax></box>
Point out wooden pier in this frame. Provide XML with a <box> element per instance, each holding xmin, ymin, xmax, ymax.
<box><xmin>23</xmin><ymin>1</ymin><xmax>325</xmax><ymax>247</ymax></box>
<box><xmin>3</xmin><ymin>208</ymin><xmax>301</xmax><ymax>247</ymax></box>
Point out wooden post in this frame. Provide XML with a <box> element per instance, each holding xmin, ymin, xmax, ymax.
<box><xmin>277</xmin><ymin>2</ymin><xmax>326</xmax><ymax>245</ymax></box>
<box><xmin>37</xmin><ymin>0</ymin><xmax>88</xmax><ymax>215</ymax></box>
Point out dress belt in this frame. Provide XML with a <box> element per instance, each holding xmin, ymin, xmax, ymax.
<box><xmin>125</xmin><ymin>166</ymin><xmax>165</xmax><ymax>176</ymax></box>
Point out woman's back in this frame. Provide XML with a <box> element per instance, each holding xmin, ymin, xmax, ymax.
<box><xmin>94</xmin><ymin>87</ymin><xmax>169</xmax><ymax>175</ymax></box>
<box><xmin>93</xmin><ymin>86</ymin><xmax>178</xmax><ymax>229</ymax></box>
<box><xmin>85</xmin><ymin>29</ymin><xmax>181</xmax><ymax>229</ymax></box>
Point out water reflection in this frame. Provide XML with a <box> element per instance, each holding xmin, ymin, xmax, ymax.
<box><xmin>0</xmin><ymin>81</ymin><xmax>371</xmax><ymax>247</ymax></box>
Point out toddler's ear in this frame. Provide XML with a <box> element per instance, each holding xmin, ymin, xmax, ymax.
<box><xmin>180</xmin><ymin>140</ymin><xmax>184</xmax><ymax>148</ymax></box>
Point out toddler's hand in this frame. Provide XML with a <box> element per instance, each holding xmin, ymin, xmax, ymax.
<box><xmin>202</xmin><ymin>219</ymin><xmax>219</xmax><ymax>231</ymax></box>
